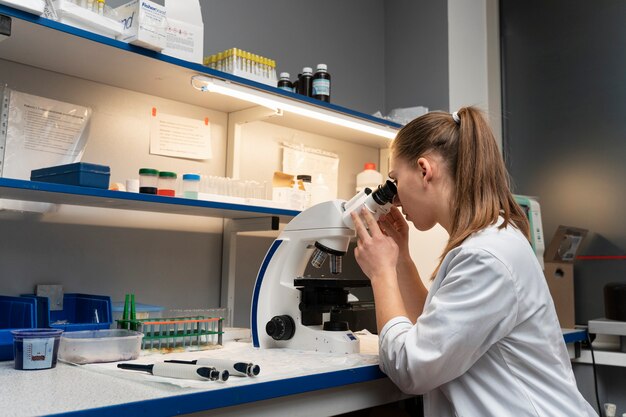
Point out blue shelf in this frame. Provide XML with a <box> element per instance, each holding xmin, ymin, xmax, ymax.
<box><xmin>0</xmin><ymin>5</ymin><xmax>400</xmax><ymax>148</ymax></box>
<box><xmin>0</xmin><ymin>178</ymin><xmax>300</xmax><ymax>221</ymax></box>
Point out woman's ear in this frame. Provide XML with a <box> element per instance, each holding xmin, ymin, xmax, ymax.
<box><xmin>417</xmin><ymin>157</ymin><xmax>433</xmax><ymax>183</ymax></box>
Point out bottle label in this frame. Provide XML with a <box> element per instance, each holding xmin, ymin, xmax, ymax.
<box><xmin>278</xmin><ymin>86</ymin><xmax>294</xmax><ymax>93</ymax></box>
<box><xmin>22</xmin><ymin>338</ymin><xmax>55</xmax><ymax>369</ymax></box>
<box><xmin>312</xmin><ymin>79</ymin><xmax>330</xmax><ymax>96</ymax></box>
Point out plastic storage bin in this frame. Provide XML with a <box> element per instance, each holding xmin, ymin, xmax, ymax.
<box><xmin>30</xmin><ymin>162</ymin><xmax>111</xmax><ymax>189</ymax></box>
<box><xmin>0</xmin><ymin>296</ymin><xmax>38</xmax><ymax>361</ymax></box>
<box><xmin>58</xmin><ymin>329</ymin><xmax>142</xmax><ymax>364</ymax></box>
<box><xmin>20</xmin><ymin>293</ymin><xmax>112</xmax><ymax>332</ymax></box>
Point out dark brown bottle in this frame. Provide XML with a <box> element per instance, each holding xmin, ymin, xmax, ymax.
<box><xmin>312</xmin><ymin>64</ymin><xmax>331</xmax><ymax>102</ymax></box>
<box><xmin>297</xmin><ymin>67</ymin><xmax>313</xmax><ymax>97</ymax></box>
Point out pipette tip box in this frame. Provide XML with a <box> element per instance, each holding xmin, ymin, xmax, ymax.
<box><xmin>31</xmin><ymin>162</ymin><xmax>111</xmax><ymax>189</ymax></box>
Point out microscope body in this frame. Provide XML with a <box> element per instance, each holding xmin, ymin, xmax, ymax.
<box><xmin>251</xmin><ymin>181</ymin><xmax>397</xmax><ymax>354</ymax></box>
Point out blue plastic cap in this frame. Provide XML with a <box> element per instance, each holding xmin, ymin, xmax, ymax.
<box><xmin>183</xmin><ymin>174</ymin><xmax>201</xmax><ymax>181</ymax></box>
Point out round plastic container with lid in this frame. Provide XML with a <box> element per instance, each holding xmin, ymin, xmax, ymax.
<box><xmin>157</xmin><ymin>171</ymin><xmax>177</xmax><ymax>196</ymax></box>
<box><xmin>11</xmin><ymin>328</ymin><xmax>63</xmax><ymax>370</ymax></box>
<box><xmin>356</xmin><ymin>162</ymin><xmax>384</xmax><ymax>193</ymax></box>
<box><xmin>139</xmin><ymin>168</ymin><xmax>159</xmax><ymax>194</ymax></box>
<box><xmin>182</xmin><ymin>173</ymin><xmax>201</xmax><ymax>199</ymax></box>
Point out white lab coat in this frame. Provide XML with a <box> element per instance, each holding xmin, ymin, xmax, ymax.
<box><xmin>379</xmin><ymin>219</ymin><xmax>597</xmax><ymax>417</ymax></box>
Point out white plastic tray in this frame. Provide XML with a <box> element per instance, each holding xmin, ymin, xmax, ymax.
<box><xmin>0</xmin><ymin>0</ymin><xmax>45</xmax><ymax>15</ymax></box>
<box><xmin>53</xmin><ymin>0</ymin><xmax>124</xmax><ymax>38</ymax></box>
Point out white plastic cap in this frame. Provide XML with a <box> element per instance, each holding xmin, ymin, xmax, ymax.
<box><xmin>279</xmin><ymin>72</ymin><xmax>290</xmax><ymax>79</ymax></box>
<box><xmin>302</xmin><ymin>67</ymin><xmax>313</xmax><ymax>75</ymax></box>
<box><xmin>316</xmin><ymin>64</ymin><xmax>327</xmax><ymax>71</ymax></box>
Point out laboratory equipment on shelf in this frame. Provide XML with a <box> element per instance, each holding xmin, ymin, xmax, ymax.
<box><xmin>251</xmin><ymin>180</ymin><xmax>397</xmax><ymax>354</ymax></box>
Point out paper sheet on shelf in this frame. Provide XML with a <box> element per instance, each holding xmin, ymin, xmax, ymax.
<box><xmin>282</xmin><ymin>144</ymin><xmax>339</xmax><ymax>199</ymax></box>
<box><xmin>72</xmin><ymin>340</ymin><xmax>379</xmax><ymax>389</ymax></box>
<box><xmin>149</xmin><ymin>111</ymin><xmax>212</xmax><ymax>160</ymax></box>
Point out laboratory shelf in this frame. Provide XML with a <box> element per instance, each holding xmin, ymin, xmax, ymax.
<box><xmin>0</xmin><ymin>177</ymin><xmax>299</xmax><ymax>222</ymax></box>
<box><xmin>0</xmin><ymin>5</ymin><xmax>400</xmax><ymax>149</ymax></box>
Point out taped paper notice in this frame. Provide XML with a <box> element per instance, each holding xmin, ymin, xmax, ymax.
<box><xmin>150</xmin><ymin>111</ymin><xmax>212</xmax><ymax>160</ymax></box>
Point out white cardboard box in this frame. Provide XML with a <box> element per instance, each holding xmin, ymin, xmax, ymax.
<box><xmin>115</xmin><ymin>0</ymin><xmax>166</xmax><ymax>52</ymax></box>
<box><xmin>0</xmin><ymin>0</ymin><xmax>45</xmax><ymax>15</ymax></box>
<box><xmin>162</xmin><ymin>0</ymin><xmax>203</xmax><ymax>64</ymax></box>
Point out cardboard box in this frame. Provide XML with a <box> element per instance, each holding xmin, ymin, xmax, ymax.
<box><xmin>162</xmin><ymin>0</ymin><xmax>203</xmax><ymax>64</ymax></box>
<box><xmin>116</xmin><ymin>0</ymin><xmax>167</xmax><ymax>52</ymax></box>
<box><xmin>544</xmin><ymin>226</ymin><xmax>587</xmax><ymax>328</ymax></box>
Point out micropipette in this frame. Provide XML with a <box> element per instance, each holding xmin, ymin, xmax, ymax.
<box><xmin>165</xmin><ymin>358</ymin><xmax>260</xmax><ymax>377</ymax></box>
<box><xmin>117</xmin><ymin>362</ymin><xmax>228</xmax><ymax>381</ymax></box>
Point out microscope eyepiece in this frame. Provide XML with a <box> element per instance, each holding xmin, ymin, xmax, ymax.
<box><xmin>370</xmin><ymin>180</ymin><xmax>397</xmax><ymax>206</ymax></box>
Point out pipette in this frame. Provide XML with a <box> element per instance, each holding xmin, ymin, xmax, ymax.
<box><xmin>117</xmin><ymin>362</ymin><xmax>229</xmax><ymax>381</ymax></box>
<box><xmin>165</xmin><ymin>358</ymin><xmax>260</xmax><ymax>377</ymax></box>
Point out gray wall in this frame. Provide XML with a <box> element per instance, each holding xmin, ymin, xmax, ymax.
<box><xmin>500</xmin><ymin>0</ymin><xmax>626</xmax><ymax>411</ymax></box>
<box><xmin>201</xmin><ymin>0</ymin><xmax>386</xmax><ymax>115</ymax></box>
<box><xmin>500</xmin><ymin>0</ymin><xmax>626</xmax><ymax>325</ymax></box>
<box><xmin>384</xmin><ymin>0</ymin><xmax>449</xmax><ymax>112</ymax></box>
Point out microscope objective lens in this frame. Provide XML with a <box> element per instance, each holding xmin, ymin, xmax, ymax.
<box><xmin>329</xmin><ymin>254</ymin><xmax>342</xmax><ymax>274</ymax></box>
<box><xmin>310</xmin><ymin>248</ymin><xmax>328</xmax><ymax>268</ymax></box>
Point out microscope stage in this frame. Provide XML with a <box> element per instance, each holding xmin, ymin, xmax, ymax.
<box><xmin>294</xmin><ymin>278</ymin><xmax>372</xmax><ymax>288</ymax></box>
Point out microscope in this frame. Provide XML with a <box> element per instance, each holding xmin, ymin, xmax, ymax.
<box><xmin>251</xmin><ymin>180</ymin><xmax>397</xmax><ymax>354</ymax></box>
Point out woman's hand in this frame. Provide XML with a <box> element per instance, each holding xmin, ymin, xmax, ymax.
<box><xmin>351</xmin><ymin>207</ymin><xmax>399</xmax><ymax>283</ymax></box>
<box><xmin>377</xmin><ymin>206</ymin><xmax>410</xmax><ymax>256</ymax></box>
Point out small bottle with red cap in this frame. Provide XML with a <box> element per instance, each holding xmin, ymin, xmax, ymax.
<box><xmin>356</xmin><ymin>162</ymin><xmax>384</xmax><ymax>193</ymax></box>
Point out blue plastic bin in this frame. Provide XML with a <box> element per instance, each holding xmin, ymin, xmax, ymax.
<box><xmin>20</xmin><ymin>293</ymin><xmax>112</xmax><ymax>332</ymax></box>
<box><xmin>30</xmin><ymin>162</ymin><xmax>111</xmax><ymax>189</ymax></box>
<box><xmin>0</xmin><ymin>296</ymin><xmax>38</xmax><ymax>361</ymax></box>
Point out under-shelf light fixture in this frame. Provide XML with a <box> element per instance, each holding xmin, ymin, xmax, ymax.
<box><xmin>191</xmin><ymin>75</ymin><xmax>397</xmax><ymax>140</ymax></box>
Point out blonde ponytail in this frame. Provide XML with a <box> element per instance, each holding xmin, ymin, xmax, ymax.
<box><xmin>391</xmin><ymin>106</ymin><xmax>530</xmax><ymax>279</ymax></box>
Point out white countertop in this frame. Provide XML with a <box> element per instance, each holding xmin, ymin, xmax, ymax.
<box><xmin>0</xmin><ymin>334</ymin><xmax>388</xmax><ymax>416</ymax></box>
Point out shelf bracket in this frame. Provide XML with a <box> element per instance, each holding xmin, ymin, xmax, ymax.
<box><xmin>220</xmin><ymin>216</ymin><xmax>279</xmax><ymax>327</ymax></box>
<box><xmin>226</xmin><ymin>106</ymin><xmax>282</xmax><ymax>179</ymax></box>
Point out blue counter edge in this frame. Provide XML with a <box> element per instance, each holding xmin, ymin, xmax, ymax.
<box><xmin>49</xmin><ymin>365</ymin><xmax>386</xmax><ymax>416</ymax></box>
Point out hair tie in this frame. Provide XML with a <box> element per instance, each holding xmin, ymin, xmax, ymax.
<box><xmin>452</xmin><ymin>111</ymin><xmax>460</xmax><ymax>125</ymax></box>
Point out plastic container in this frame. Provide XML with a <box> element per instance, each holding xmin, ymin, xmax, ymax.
<box><xmin>12</xmin><ymin>329</ymin><xmax>63</xmax><ymax>370</ymax></box>
<box><xmin>20</xmin><ymin>293</ymin><xmax>112</xmax><ymax>332</ymax></box>
<box><xmin>157</xmin><ymin>171</ymin><xmax>177</xmax><ymax>196</ymax></box>
<box><xmin>310</xmin><ymin>174</ymin><xmax>331</xmax><ymax>207</ymax></box>
<box><xmin>30</xmin><ymin>162</ymin><xmax>111</xmax><ymax>189</ymax></box>
<box><xmin>312</xmin><ymin>64</ymin><xmax>331</xmax><ymax>102</ymax></box>
<box><xmin>139</xmin><ymin>168</ymin><xmax>158</xmax><ymax>194</ymax></box>
<box><xmin>297</xmin><ymin>67</ymin><xmax>313</xmax><ymax>97</ymax></box>
<box><xmin>0</xmin><ymin>296</ymin><xmax>38</xmax><ymax>361</ymax></box>
<box><xmin>356</xmin><ymin>162</ymin><xmax>384</xmax><ymax>193</ymax></box>
<box><xmin>58</xmin><ymin>329</ymin><xmax>142</xmax><ymax>364</ymax></box>
<box><xmin>277</xmin><ymin>72</ymin><xmax>293</xmax><ymax>92</ymax></box>
<box><xmin>54</xmin><ymin>0</ymin><xmax>125</xmax><ymax>39</ymax></box>
<box><xmin>182</xmin><ymin>173</ymin><xmax>201</xmax><ymax>199</ymax></box>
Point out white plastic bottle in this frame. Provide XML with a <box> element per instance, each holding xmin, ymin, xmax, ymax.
<box><xmin>310</xmin><ymin>174</ymin><xmax>331</xmax><ymax>207</ymax></box>
<box><xmin>356</xmin><ymin>162</ymin><xmax>383</xmax><ymax>193</ymax></box>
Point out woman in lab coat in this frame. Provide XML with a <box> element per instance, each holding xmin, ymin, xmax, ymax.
<box><xmin>351</xmin><ymin>107</ymin><xmax>597</xmax><ymax>416</ymax></box>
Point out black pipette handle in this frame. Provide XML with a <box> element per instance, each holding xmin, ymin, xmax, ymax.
<box><xmin>117</xmin><ymin>363</ymin><xmax>154</xmax><ymax>373</ymax></box>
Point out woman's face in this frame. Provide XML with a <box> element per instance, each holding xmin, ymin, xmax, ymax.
<box><xmin>388</xmin><ymin>153</ymin><xmax>441</xmax><ymax>231</ymax></box>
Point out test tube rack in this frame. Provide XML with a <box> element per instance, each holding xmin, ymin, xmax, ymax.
<box><xmin>117</xmin><ymin>316</ymin><xmax>224</xmax><ymax>351</ymax></box>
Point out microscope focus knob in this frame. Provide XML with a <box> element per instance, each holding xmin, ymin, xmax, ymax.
<box><xmin>266</xmin><ymin>315</ymin><xmax>295</xmax><ymax>341</ymax></box>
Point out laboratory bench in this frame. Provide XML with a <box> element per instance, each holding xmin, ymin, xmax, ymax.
<box><xmin>0</xmin><ymin>336</ymin><xmax>409</xmax><ymax>417</ymax></box>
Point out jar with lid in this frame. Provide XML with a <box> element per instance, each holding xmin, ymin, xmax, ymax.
<box><xmin>182</xmin><ymin>173</ymin><xmax>201</xmax><ymax>199</ymax></box>
<box><xmin>277</xmin><ymin>72</ymin><xmax>293</xmax><ymax>93</ymax></box>
<box><xmin>297</xmin><ymin>67</ymin><xmax>313</xmax><ymax>97</ymax></box>
<box><xmin>139</xmin><ymin>168</ymin><xmax>159</xmax><ymax>194</ymax></box>
<box><xmin>157</xmin><ymin>171</ymin><xmax>177</xmax><ymax>196</ymax></box>
<box><xmin>312</xmin><ymin>64</ymin><xmax>331</xmax><ymax>102</ymax></box>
